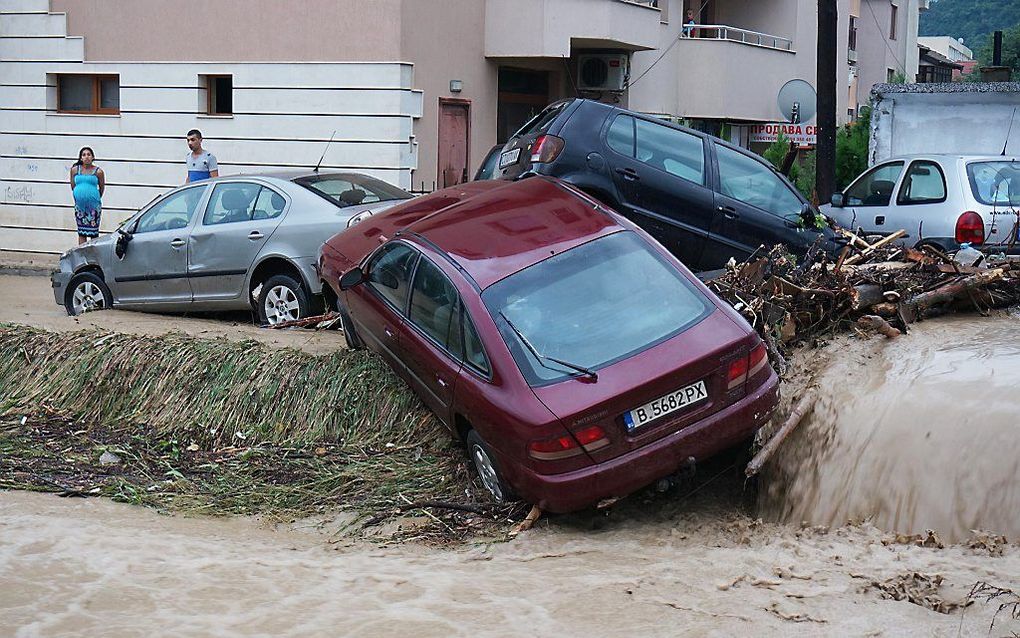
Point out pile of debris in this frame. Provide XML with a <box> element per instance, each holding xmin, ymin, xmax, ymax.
<box><xmin>708</xmin><ymin>229</ymin><xmax>1020</xmax><ymax>372</ymax></box>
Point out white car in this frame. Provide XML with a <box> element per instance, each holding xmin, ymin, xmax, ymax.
<box><xmin>822</xmin><ymin>155</ymin><xmax>1020</xmax><ymax>257</ymax></box>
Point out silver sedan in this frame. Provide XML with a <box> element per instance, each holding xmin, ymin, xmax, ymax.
<box><xmin>52</xmin><ymin>171</ymin><xmax>412</xmax><ymax>324</ymax></box>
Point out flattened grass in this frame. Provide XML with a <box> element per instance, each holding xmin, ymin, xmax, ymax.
<box><xmin>0</xmin><ymin>324</ymin><xmax>494</xmax><ymax>527</ymax></box>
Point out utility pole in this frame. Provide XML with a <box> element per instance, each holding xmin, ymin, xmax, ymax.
<box><xmin>816</xmin><ymin>0</ymin><xmax>838</xmax><ymax>204</ymax></box>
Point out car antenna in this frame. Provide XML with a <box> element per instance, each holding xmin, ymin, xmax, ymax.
<box><xmin>1002</xmin><ymin>108</ymin><xmax>1017</xmax><ymax>157</ymax></box>
<box><xmin>314</xmin><ymin>130</ymin><xmax>337</xmax><ymax>173</ymax></box>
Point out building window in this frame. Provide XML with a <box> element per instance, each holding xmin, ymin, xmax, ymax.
<box><xmin>889</xmin><ymin>4</ymin><xmax>897</xmax><ymax>40</ymax></box>
<box><xmin>57</xmin><ymin>74</ymin><xmax>119</xmax><ymax>114</ymax></box>
<box><xmin>848</xmin><ymin>16</ymin><xmax>858</xmax><ymax>52</ymax></box>
<box><xmin>203</xmin><ymin>75</ymin><xmax>233</xmax><ymax>115</ymax></box>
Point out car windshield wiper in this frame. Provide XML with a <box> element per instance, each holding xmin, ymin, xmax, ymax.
<box><xmin>499</xmin><ymin>312</ymin><xmax>597</xmax><ymax>381</ymax></box>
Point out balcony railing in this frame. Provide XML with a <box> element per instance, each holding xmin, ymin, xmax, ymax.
<box><xmin>686</xmin><ymin>24</ymin><xmax>793</xmax><ymax>51</ymax></box>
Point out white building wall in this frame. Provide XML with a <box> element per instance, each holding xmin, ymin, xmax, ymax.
<box><xmin>0</xmin><ymin>2</ymin><xmax>421</xmax><ymax>257</ymax></box>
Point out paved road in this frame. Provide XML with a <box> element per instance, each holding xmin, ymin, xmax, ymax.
<box><xmin>0</xmin><ymin>274</ymin><xmax>345</xmax><ymax>354</ymax></box>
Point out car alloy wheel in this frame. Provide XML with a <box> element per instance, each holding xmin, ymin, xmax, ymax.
<box><xmin>471</xmin><ymin>442</ymin><xmax>504</xmax><ymax>502</ymax></box>
<box><xmin>263</xmin><ymin>284</ymin><xmax>300</xmax><ymax>325</ymax></box>
<box><xmin>64</xmin><ymin>271</ymin><xmax>113</xmax><ymax>316</ymax></box>
<box><xmin>72</xmin><ymin>280</ymin><xmax>107</xmax><ymax>314</ymax></box>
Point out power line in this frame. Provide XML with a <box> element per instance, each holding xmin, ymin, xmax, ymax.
<box><xmin>627</xmin><ymin>34</ymin><xmax>682</xmax><ymax>89</ymax></box>
<box><xmin>628</xmin><ymin>0</ymin><xmax>712</xmax><ymax>90</ymax></box>
<box><xmin>864</xmin><ymin>0</ymin><xmax>907</xmax><ymax>76</ymax></box>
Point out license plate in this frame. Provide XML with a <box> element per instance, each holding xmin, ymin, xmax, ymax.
<box><xmin>623</xmin><ymin>380</ymin><xmax>708</xmax><ymax>432</ymax></box>
<box><xmin>498</xmin><ymin>148</ymin><xmax>521</xmax><ymax>169</ymax></box>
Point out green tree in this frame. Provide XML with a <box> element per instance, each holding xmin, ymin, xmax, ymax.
<box><xmin>763</xmin><ymin>132</ymin><xmax>791</xmax><ymax>169</ymax></box>
<box><xmin>836</xmin><ymin>106</ymin><xmax>871</xmax><ymax>191</ymax></box>
<box><xmin>919</xmin><ymin>0</ymin><xmax>1020</xmax><ymax>50</ymax></box>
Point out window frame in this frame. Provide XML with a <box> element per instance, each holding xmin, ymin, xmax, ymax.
<box><xmin>56</xmin><ymin>74</ymin><xmax>120</xmax><ymax>115</ymax></box>
<box><xmin>204</xmin><ymin>74</ymin><xmax>233</xmax><ymax>116</ymax></box>
<box><xmin>712</xmin><ymin>141</ymin><xmax>804</xmax><ymax>219</ymax></box>
<box><xmin>364</xmin><ymin>241</ymin><xmax>421</xmax><ymax>316</ymax></box>
<box><xmin>843</xmin><ymin>160</ymin><xmax>905</xmax><ymax>207</ymax></box>
<box><xmin>605</xmin><ymin>114</ymin><xmax>708</xmax><ymax>187</ymax></box>
<box><xmin>896</xmin><ymin>160</ymin><xmax>948</xmax><ymax>205</ymax></box>
<box><xmin>889</xmin><ymin>3</ymin><xmax>898</xmax><ymax>40</ymax></box>
<box><xmin>459</xmin><ymin>306</ymin><xmax>492</xmax><ymax>379</ymax></box>
<box><xmin>201</xmin><ymin>181</ymin><xmax>288</xmax><ymax>226</ymax></box>
<box><xmin>406</xmin><ymin>255</ymin><xmax>465</xmax><ymax>360</ymax></box>
<box><xmin>132</xmin><ymin>184</ymin><xmax>208</xmax><ymax>234</ymax></box>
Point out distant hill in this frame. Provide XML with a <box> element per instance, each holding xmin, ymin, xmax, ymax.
<box><xmin>918</xmin><ymin>0</ymin><xmax>1020</xmax><ymax>50</ymax></box>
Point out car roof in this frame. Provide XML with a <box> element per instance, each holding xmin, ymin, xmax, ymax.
<box><xmin>884</xmin><ymin>154</ymin><xmax>1020</xmax><ymax>162</ymax></box>
<box><xmin>203</xmin><ymin>169</ymin><xmax>380</xmax><ymax>182</ymax></box>
<box><xmin>339</xmin><ymin>177</ymin><xmax>622</xmax><ymax>290</ymax></box>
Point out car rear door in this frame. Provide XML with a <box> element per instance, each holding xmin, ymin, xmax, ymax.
<box><xmin>602</xmin><ymin>114</ymin><xmax>716</xmax><ymax>269</ymax></box>
<box><xmin>188</xmin><ymin>181</ymin><xmax>287</xmax><ymax>301</ymax></box>
<box><xmin>107</xmin><ymin>184</ymin><xmax>208</xmax><ymax>305</ymax></box>
<box><xmin>706</xmin><ymin>142</ymin><xmax>813</xmax><ymax>267</ymax></box>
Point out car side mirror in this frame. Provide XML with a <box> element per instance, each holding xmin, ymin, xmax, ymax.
<box><xmin>339</xmin><ymin>267</ymin><xmax>365</xmax><ymax>291</ymax></box>
<box><xmin>830</xmin><ymin>193</ymin><xmax>845</xmax><ymax>208</ymax></box>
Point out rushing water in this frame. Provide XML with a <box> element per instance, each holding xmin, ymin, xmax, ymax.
<box><xmin>761</xmin><ymin>312</ymin><xmax>1020</xmax><ymax>543</ymax></box>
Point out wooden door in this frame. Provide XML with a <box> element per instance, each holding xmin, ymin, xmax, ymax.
<box><xmin>438</xmin><ymin>99</ymin><xmax>470</xmax><ymax>188</ymax></box>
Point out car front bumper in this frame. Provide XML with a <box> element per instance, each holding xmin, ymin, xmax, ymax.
<box><xmin>51</xmin><ymin>268</ymin><xmax>72</xmax><ymax>306</ymax></box>
<box><xmin>508</xmin><ymin>370</ymin><xmax>781</xmax><ymax>513</ymax></box>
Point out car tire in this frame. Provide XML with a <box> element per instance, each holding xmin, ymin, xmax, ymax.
<box><xmin>64</xmin><ymin>271</ymin><xmax>112</xmax><ymax>316</ymax></box>
<box><xmin>466</xmin><ymin>430</ymin><xmax>516</xmax><ymax>504</ymax></box>
<box><xmin>257</xmin><ymin>274</ymin><xmax>310</xmax><ymax>326</ymax></box>
<box><xmin>336</xmin><ymin>301</ymin><xmax>365</xmax><ymax>350</ymax></box>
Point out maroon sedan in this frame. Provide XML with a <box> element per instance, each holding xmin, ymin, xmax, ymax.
<box><xmin>318</xmin><ymin>176</ymin><xmax>779</xmax><ymax>513</ymax></box>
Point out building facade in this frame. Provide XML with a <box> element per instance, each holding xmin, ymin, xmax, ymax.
<box><xmin>917</xmin><ymin>36</ymin><xmax>974</xmax><ymax>63</ymax></box>
<box><xmin>1</xmin><ymin>0</ymin><xmax>919</xmax><ymax>260</ymax></box>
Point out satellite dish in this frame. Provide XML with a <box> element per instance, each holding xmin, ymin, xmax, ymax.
<box><xmin>777</xmin><ymin>79</ymin><xmax>816</xmax><ymax>124</ymax></box>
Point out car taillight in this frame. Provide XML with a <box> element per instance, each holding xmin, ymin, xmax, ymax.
<box><xmin>529</xmin><ymin>134</ymin><xmax>564</xmax><ymax>164</ymax></box>
<box><xmin>726</xmin><ymin>356</ymin><xmax>748</xmax><ymax>390</ymax></box>
<box><xmin>727</xmin><ymin>343</ymin><xmax>768</xmax><ymax>390</ymax></box>
<box><xmin>955</xmin><ymin>211</ymin><xmax>985</xmax><ymax>245</ymax></box>
<box><xmin>527</xmin><ymin>425</ymin><xmax>608</xmax><ymax>461</ymax></box>
<box><xmin>747</xmin><ymin>343</ymin><xmax>768</xmax><ymax>378</ymax></box>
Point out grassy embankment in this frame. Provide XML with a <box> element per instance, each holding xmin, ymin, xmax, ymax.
<box><xmin>0</xmin><ymin>324</ymin><xmax>503</xmax><ymax>532</ymax></box>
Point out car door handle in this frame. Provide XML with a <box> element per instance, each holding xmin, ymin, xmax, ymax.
<box><xmin>717</xmin><ymin>205</ymin><xmax>739</xmax><ymax>219</ymax></box>
<box><xmin>248</xmin><ymin>231</ymin><xmax>264</xmax><ymax>241</ymax></box>
<box><xmin>437</xmin><ymin>376</ymin><xmax>449</xmax><ymax>388</ymax></box>
<box><xmin>169</xmin><ymin>238</ymin><xmax>185</xmax><ymax>248</ymax></box>
<box><xmin>615</xmin><ymin>167</ymin><xmax>640</xmax><ymax>181</ymax></box>
<box><xmin>384</xmin><ymin>327</ymin><xmax>394</xmax><ymax>338</ymax></box>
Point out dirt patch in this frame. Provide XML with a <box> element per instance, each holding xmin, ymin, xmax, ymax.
<box><xmin>0</xmin><ymin>274</ymin><xmax>345</xmax><ymax>354</ymax></box>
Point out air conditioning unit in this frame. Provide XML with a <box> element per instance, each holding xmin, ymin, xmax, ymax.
<box><xmin>577</xmin><ymin>54</ymin><xmax>629</xmax><ymax>91</ymax></box>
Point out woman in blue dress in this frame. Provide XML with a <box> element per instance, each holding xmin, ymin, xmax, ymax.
<box><xmin>69</xmin><ymin>146</ymin><xmax>105</xmax><ymax>245</ymax></box>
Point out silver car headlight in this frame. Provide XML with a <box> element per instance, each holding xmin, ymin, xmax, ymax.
<box><xmin>347</xmin><ymin>210</ymin><xmax>373</xmax><ymax>228</ymax></box>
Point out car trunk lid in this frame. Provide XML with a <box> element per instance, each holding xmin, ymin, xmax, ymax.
<box><xmin>529</xmin><ymin>309</ymin><xmax>756</xmax><ymax>463</ymax></box>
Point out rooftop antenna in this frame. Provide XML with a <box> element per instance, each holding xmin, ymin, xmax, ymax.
<box><xmin>1002</xmin><ymin>108</ymin><xmax>1017</xmax><ymax>157</ymax></box>
<box><xmin>314</xmin><ymin>130</ymin><xmax>337</xmax><ymax>173</ymax></box>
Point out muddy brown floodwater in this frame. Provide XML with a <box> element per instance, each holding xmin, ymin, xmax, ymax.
<box><xmin>1</xmin><ymin>275</ymin><xmax>1019</xmax><ymax>635</ymax></box>
<box><xmin>762</xmin><ymin>311</ymin><xmax>1020</xmax><ymax>543</ymax></box>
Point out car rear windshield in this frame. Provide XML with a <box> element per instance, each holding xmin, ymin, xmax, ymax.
<box><xmin>295</xmin><ymin>174</ymin><xmax>412</xmax><ymax>208</ymax></box>
<box><xmin>482</xmin><ymin>231</ymin><xmax>712</xmax><ymax>386</ymax></box>
<box><xmin>511</xmin><ymin>100</ymin><xmax>569</xmax><ymax>139</ymax></box>
<box><xmin>967</xmin><ymin>161</ymin><xmax>1020</xmax><ymax>206</ymax></box>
